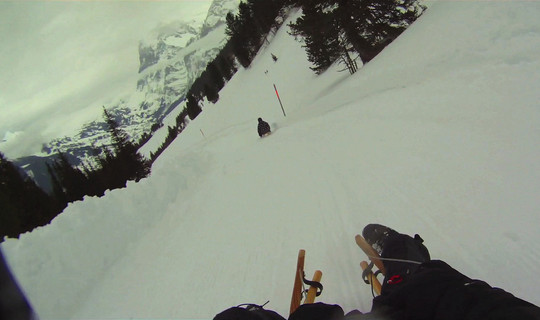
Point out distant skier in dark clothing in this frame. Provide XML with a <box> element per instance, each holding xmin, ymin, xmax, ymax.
<box><xmin>214</xmin><ymin>224</ymin><xmax>540</xmax><ymax>320</ymax></box>
<box><xmin>257</xmin><ymin>118</ymin><xmax>271</xmax><ymax>137</ymax></box>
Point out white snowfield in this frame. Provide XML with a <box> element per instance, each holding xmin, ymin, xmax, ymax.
<box><xmin>2</xmin><ymin>2</ymin><xmax>540</xmax><ymax>319</ymax></box>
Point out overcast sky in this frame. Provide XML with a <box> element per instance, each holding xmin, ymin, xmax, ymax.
<box><xmin>0</xmin><ymin>0</ymin><xmax>213</xmax><ymax>160</ymax></box>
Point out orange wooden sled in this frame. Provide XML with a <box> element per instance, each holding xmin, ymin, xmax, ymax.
<box><xmin>289</xmin><ymin>249</ymin><xmax>323</xmax><ymax>315</ymax></box>
<box><xmin>289</xmin><ymin>235</ymin><xmax>385</xmax><ymax>316</ymax></box>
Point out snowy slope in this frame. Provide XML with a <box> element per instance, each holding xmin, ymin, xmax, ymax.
<box><xmin>2</xmin><ymin>2</ymin><xmax>540</xmax><ymax>319</ymax></box>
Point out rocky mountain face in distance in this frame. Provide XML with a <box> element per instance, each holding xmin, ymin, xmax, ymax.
<box><xmin>200</xmin><ymin>0</ymin><xmax>243</xmax><ymax>37</ymax></box>
<box><xmin>14</xmin><ymin>0</ymin><xmax>241</xmax><ymax>193</ymax></box>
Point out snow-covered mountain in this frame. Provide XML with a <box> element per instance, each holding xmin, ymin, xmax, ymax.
<box><xmin>15</xmin><ymin>0</ymin><xmax>241</xmax><ymax>193</ymax></box>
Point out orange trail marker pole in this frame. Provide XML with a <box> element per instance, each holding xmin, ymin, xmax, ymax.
<box><xmin>273</xmin><ymin>83</ymin><xmax>286</xmax><ymax>117</ymax></box>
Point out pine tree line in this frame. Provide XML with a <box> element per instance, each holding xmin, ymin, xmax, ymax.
<box><xmin>225</xmin><ymin>0</ymin><xmax>291</xmax><ymax>68</ymax></box>
<box><xmin>187</xmin><ymin>0</ymin><xmax>290</xmax><ymax>111</ymax></box>
<box><xmin>47</xmin><ymin>108</ymin><xmax>151</xmax><ymax>202</ymax></box>
<box><xmin>1</xmin><ymin>108</ymin><xmax>151</xmax><ymax>241</ymax></box>
<box><xmin>149</xmin><ymin>0</ymin><xmax>292</xmax><ymax>163</ymax></box>
<box><xmin>0</xmin><ymin>152</ymin><xmax>62</xmax><ymax>239</ymax></box>
<box><xmin>289</xmin><ymin>0</ymin><xmax>426</xmax><ymax>74</ymax></box>
<box><xmin>150</xmin><ymin>0</ymin><xmax>424</xmax><ymax>162</ymax></box>
<box><xmin>183</xmin><ymin>0</ymin><xmax>290</xmax><ymax>117</ymax></box>
<box><xmin>178</xmin><ymin>0</ymin><xmax>426</xmax><ymax>116</ymax></box>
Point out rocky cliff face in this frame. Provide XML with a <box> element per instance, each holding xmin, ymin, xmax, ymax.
<box><xmin>16</xmin><ymin>0</ymin><xmax>241</xmax><ymax>193</ymax></box>
<box><xmin>135</xmin><ymin>21</ymin><xmax>198</xmax><ymax>116</ymax></box>
<box><xmin>201</xmin><ymin>0</ymin><xmax>243</xmax><ymax>36</ymax></box>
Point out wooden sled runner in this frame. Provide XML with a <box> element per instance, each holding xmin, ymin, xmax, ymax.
<box><xmin>355</xmin><ymin>235</ymin><xmax>384</xmax><ymax>296</ymax></box>
<box><xmin>289</xmin><ymin>249</ymin><xmax>323</xmax><ymax>315</ymax></box>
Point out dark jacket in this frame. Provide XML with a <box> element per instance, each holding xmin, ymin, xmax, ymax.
<box><xmin>258</xmin><ymin>118</ymin><xmax>271</xmax><ymax>137</ymax></box>
<box><xmin>367</xmin><ymin>260</ymin><xmax>540</xmax><ymax>320</ymax></box>
<box><xmin>288</xmin><ymin>260</ymin><xmax>540</xmax><ymax>320</ymax></box>
<box><xmin>214</xmin><ymin>261</ymin><xmax>540</xmax><ymax>320</ymax></box>
<box><xmin>0</xmin><ymin>249</ymin><xmax>36</xmax><ymax>320</ymax></box>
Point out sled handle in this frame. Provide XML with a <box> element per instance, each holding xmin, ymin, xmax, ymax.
<box><xmin>304</xmin><ymin>270</ymin><xmax>323</xmax><ymax>304</ymax></box>
<box><xmin>360</xmin><ymin>261</ymin><xmax>382</xmax><ymax>295</ymax></box>
<box><xmin>355</xmin><ymin>235</ymin><xmax>386</xmax><ymax>275</ymax></box>
<box><xmin>290</xmin><ymin>250</ymin><xmax>306</xmax><ymax>315</ymax></box>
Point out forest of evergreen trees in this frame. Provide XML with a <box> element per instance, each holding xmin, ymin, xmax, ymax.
<box><xmin>289</xmin><ymin>0</ymin><xmax>426</xmax><ymax>74</ymax></box>
<box><xmin>153</xmin><ymin>0</ymin><xmax>425</xmax><ymax>162</ymax></box>
<box><xmin>1</xmin><ymin>109</ymin><xmax>151</xmax><ymax>241</ymax></box>
<box><xmin>1</xmin><ymin>0</ymin><xmax>425</xmax><ymax>241</ymax></box>
<box><xmin>183</xmin><ymin>0</ymin><xmax>425</xmax><ymax>118</ymax></box>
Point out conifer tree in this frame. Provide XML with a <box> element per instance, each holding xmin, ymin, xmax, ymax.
<box><xmin>207</xmin><ymin>61</ymin><xmax>225</xmax><ymax>91</ymax></box>
<box><xmin>186</xmin><ymin>94</ymin><xmax>202</xmax><ymax>120</ymax></box>
<box><xmin>1</xmin><ymin>152</ymin><xmax>27</xmax><ymax>238</ymax></box>
<box><xmin>291</xmin><ymin>0</ymin><xmax>425</xmax><ymax>71</ymax></box>
<box><xmin>334</xmin><ymin>0</ymin><xmax>424</xmax><ymax>63</ymax></box>
<box><xmin>226</xmin><ymin>0</ymin><xmax>286</xmax><ymax>68</ymax></box>
<box><xmin>204</xmin><ymin>83</ymin><xmax>220</xmax><ymax>103</ymax></box>
<box><xmin>250</xmin><ymin>0</ymin><xmax>284</xmax><ymax>36</ymax></box>
<box><xmin>226</xmin><ymin>10</ymin><xmax>252</xmax><ymax>68</ymax></box>
<box><xmin>103</xmin><ymin>108</ymin><xmax>151</xmax><ymax>183</ymax></box>
<box><xmin>289</xmin><ymin>3</ymin><xmax>342</xmax><ymax>74</ymax></box>
<box><xmin>46</xmin><ymin>161</ymin><xmax>68</xmax><ymax>205</ymax></box>
<box><xmin>80</xmin><ymin>162</ymin><xmax>105</xmax><ymax>197</ymax></box>
<box><xmin>217</xmin><ymin>52</ymin><xmax>237</xmax><ymax>81</ymax></box>
<box><xmin>1</xmin><ymin>152</ymin><xmax>59</xmax><ymax>239</ymax></box>
<box><xmin>48</xmin><ymin>152</ymin><xmax>89</xmax><ymax>202</ymax></box>
<box><xmin>97</xmin><ymin>146</ymin><xmax>124</xmax><ymax>189</ymax></box>
<box><xmin>225</xmin><ymin>12</ymin><xmax>242</xmax><ymax>37</ymax></box>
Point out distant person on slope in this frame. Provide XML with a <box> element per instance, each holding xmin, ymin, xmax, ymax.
<box><xmin>214</xmin><ymin>224</ymin><xmax>540</xmax><ymax>320</ymax></box>
<box><xmin>257</xmin><ymin>118</ymin><xmax>271</xmax><ymax>137</ymax></box>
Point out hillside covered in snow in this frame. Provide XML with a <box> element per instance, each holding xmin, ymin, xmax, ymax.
<box><xmin>11</xmin><ymin>0</ymin><xmax>241</xmax><ymax>194</ymax></box>
<box><xmin>2</xmin><ymin>1</ymin><xmax>540</xmax><ymax>319</ymax></box>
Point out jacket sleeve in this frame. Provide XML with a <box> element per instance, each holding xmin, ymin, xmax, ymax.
<box><xmin>370</xmin><ymin>260</ymin><xmax>540</xmax><ymax>320</ymax></box>
<box><xmin>0</xmin><ymin>249</ymin><xmax>36</xmax><ymax>320</ymax></box>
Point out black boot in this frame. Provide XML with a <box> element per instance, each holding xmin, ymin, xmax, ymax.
<box><xmin>362</xmin><ymin>224</ymin><xmax>400</xmax><ymax>256</ymax></box>
<box><xmin>362</xmin><ymin>224</ymin><xmax>431</xmax><ymax>293</ymax></box>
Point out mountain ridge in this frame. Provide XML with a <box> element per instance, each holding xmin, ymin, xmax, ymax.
<box><xmin>13</xmin><ymin>0</ymin><xmax>241</xmax><ymax>193</ymax></box>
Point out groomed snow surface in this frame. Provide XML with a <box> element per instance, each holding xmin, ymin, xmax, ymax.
<box><xmin>2</xmin><ymin>2</ymin><xmax>540</xmax><ymax>319</ymax></box>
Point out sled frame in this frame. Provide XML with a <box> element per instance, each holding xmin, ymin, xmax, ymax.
<box><xmin>289</xmin><ymin>249</ymin><xmax>323</xmax><ymax>315</ymax></box>
<box><xmin>355</xmin><ymin>235</ymin><xmax>384</xmax><ymax>296</ymax></box>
